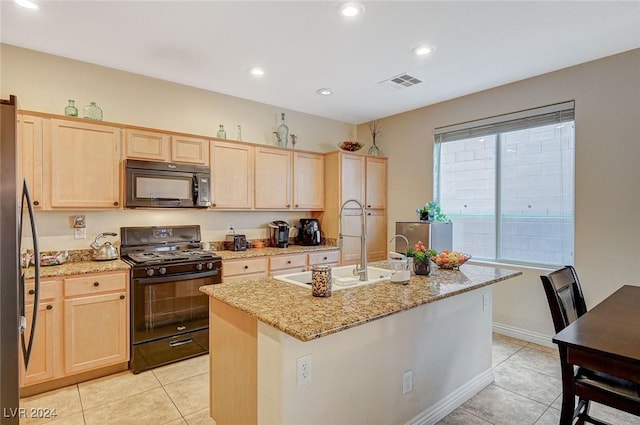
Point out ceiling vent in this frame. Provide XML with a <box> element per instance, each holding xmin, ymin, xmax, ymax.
<box><xmin>379</xmin><ymin>73</ymin><xmax>423</xmax><ymax>90</ymax></box>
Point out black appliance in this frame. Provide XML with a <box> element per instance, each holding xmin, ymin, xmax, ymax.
<box><xmin>125</xmin><ymin>159</ymin><xmax>211</xmax><ymax>209</ymax></box>
<box><xmin>120</xmin><ymin>225</ymin><xmax>222</xmax><ymax>374</ymax></box>
<box><xmin>269</xmin><ymin>220</ymin><xmax>290</xmax><ymax>248</ymax></box>
<box><xmin>297</xmin><ymin>218</ymin><xmax>321</xmax><ymax>246</ymax></box>
<box><xmin>224</xmin><ymin>233</ymin><xmax>247</xmax><ymax>251</ymax></box>
<box><xmin>1</xmin><ymin>95</ymin><xmax>42</xmax><ymax>423</ymax></box>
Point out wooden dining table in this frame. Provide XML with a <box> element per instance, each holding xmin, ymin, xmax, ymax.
<box><xmin>552</xmin><ymin>284</ymin><xmax>640</xmax><ymax>423</ymax></box>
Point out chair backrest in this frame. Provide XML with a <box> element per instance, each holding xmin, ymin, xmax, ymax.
<box><xmin>540</xmin><ymin>265</ymin><xmax>588</xmax><ymax>334</ymax></box>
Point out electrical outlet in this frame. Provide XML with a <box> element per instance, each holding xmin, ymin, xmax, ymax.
<box><xmin>402</xmin><ymin>370</ymin><xmax>413</xmax><ymax>395</ymax></box>
<box><xmin>227</xmin><ymin>223</ymin><xmax>235</xmax><ymax>234</ymax></box>
<box><xmin>483</xmin><ymin>293</ymin><xmax>489</xmax><ymax>311</ymax></box>
<box><xmin>74</xmin><ymin>228</ymin><xmax>86</xmax><ymax>239</ymax></box>
<box><xmin>297</xmin><ymin>354</ymin><xmax>312</xmax><ymax>386</ymax></box>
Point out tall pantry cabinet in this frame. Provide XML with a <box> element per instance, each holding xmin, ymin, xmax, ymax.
<box><xmin>318</xmin><ymin>151</ymin><xmax>387</xmax><ymax>265</ymax></box>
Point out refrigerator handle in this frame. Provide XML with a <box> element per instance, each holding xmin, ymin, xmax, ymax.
<box><xmin>19</xmin><ymin>179</ymin><xmax>40</xmax><ymax>369</ymax></box>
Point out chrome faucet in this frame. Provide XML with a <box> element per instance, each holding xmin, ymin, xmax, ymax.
<box><xmin>389</xmin><ymin>234</ymin><xmax>409</xmax><ymax>256</ymax></box>
<box><xmin>339</xmin><ymin>199</ymin><xmax>368</xmax><ymax>281</ymax></box>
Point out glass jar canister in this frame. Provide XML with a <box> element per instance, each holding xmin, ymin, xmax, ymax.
<box><xmin>217</xmin><ymin>124</ymin><xmax>227</xmax><ymax>139</ymax></box>
<box><xmin>311</xmin><ymin>265</ymin><xmax>332</xmax><ymax>297</ymax></box>
<box><xmin>64</xmin><ymin>99</ymin><xmax>78</xmax><ymax>117</ymax></box>
<box><xmin>83</xmin><ymin>102</ymin><xmax>103</xmax><ymax>120</ymax></box>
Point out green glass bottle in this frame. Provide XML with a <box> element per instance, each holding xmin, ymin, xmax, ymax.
<box><xmin>64</xmin><ymin>99</ymin><xmax>78</xmax><ymax>117</ymax></box>
<box><xmin>217</xmin><ymin>124</ymin><xmax>227</xmax><ymax>139</ymax></box>
<box><xmin>83</xmin><ymin>102</ymin><xmax>103</xmax><ymax>120</ymax></box>
<box><xmin>276</xmin><ymin>113</ymin><xmax>289</xmax><ymax>147</ymax></box>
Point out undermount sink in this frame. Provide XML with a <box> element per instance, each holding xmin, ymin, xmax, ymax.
<box><xmin>274</xmin><ymin>265</ymin><xmax>393</xmax><ymax>291</ymax></box>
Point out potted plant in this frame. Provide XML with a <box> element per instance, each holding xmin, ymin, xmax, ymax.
<box><xmin>416</xmin><ymin>201</ymin><xmax>451</xmax><ymax>223</ymax></box>
<box><xmin>406</xmin><ymin>241</ymin><xmax>436</xmax><ymax>275</ymax></box>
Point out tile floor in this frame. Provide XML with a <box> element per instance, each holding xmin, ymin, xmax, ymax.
<box><xmin>19</xmin><ymin>334</ymin><xmax>640</xmax><ymax>425</ymax></box>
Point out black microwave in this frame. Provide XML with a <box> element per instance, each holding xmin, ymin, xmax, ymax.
<box><xmin>125</xmin><ymin>159</ymin><xmax>211</xmax><ymax>208</ymax></box>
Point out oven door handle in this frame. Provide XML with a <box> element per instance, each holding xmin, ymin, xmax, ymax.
<box><xmin>135</xmin><ymin>269</ymin><xmax>219</xmax><ymax>285</ymax></box>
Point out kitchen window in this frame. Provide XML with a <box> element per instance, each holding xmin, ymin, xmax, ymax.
<box><xmin>433</xmin><ymin>101</ymin><xmax>575</xmax><ymax>267</ymax></box>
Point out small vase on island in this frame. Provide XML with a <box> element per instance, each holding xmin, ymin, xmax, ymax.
<box><xmin>413</xmin><ymin>258</ymin><xmax>431</xmax><ymax>275</ymax></box>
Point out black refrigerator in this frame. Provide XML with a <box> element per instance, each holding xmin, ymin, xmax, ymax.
<box><xmin>1</xmin><ymin>95</ymin><xmax>41</xmax><ymax>424</ymax></box>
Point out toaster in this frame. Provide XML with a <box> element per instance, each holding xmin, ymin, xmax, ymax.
<box><xmin>224</xmin><ymin>234</ymin><xmax>247</xmax><ymax>251</ymax></box>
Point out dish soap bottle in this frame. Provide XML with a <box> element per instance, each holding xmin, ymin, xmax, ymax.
<box><xmin>276</xmin><ymin>113</ymin><xmax>289</xmax><ymax>147</ymax></box>
<box><xmin>64</xmin><ymin>99</ymin><xmax>78</xmax><ymax>117</ymax></box>
<box><xmin>83</xmin><ymin>102</ymin><xmax>103</xmax><ymax>120</ymax></box>
<box><xmin>217</xmin><ymin>124</ymin><xmax>227</xmax><ymax>139</ymax></box>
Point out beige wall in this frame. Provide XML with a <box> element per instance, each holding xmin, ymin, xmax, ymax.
<box><xmin>357</xmin><ymin>48</ymin><xmax>640</xmax><ymax>342</ymax></box>
<box><xmin>1</xmin><ymin>44</ymin><xmax>356</xmax><ymax>250</ymax></box>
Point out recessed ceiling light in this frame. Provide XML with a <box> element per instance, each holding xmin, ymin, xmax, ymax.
<box><xmin>338</xmin><ymin>2</ymin><xmax>365</xmax><ymax>18</ymax></box>
<box><xmin>413</xmin><ymin>45</ymin><xmax>434</xmax><ymax>57</ymax></box>
<box><xmin>250</xmin><ymin>67</ymin><xmax>265</xmax><ymax>77</ymax></box>
<box><xmin>14</xmin><ymin>0</ymin><xmax>38</xmax><ymax>9</ymax></box>
<box><xmin>316</xmin><ymin>88</ymin><xmax>333</xmax><ymax>96</ymax></box>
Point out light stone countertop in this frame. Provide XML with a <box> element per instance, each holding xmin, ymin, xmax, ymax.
<box><xmin>23</xmin><ymin>259</ymin><xmax>131</xmax><ymax>279</ymax></box>
<box><xmin>213</xmin><ymin>245</ymin><xmax>338</xmax><ymax>260</ymax></box>
<box><xmin>200</xmin><ymin>261</ymin><xmax>522</xmax><ymax>342</ymax></box>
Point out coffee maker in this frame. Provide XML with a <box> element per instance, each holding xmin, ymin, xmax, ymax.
<box><xmin>297</xmin><ymin>218</ymin><xmax>321</xmax><ymax>246</ymax></box>
<box><xmin>269</xmin><ymin>221</ymin><xmax>290</xmax><ymax>248</ymax></box>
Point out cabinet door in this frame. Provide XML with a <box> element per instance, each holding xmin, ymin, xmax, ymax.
<box><xmin>254</xmin><ymin>147</ymin><xmax>291</xmax><ymax>209</ymax></box>
<box><xmin>17</xmin><ymin>114</ymin><xmax>45</xmax><ymax>209</ymax></box>
<box><xmin>340</xmin><ymin>153</ymin><xmax>365</xmax><ymax>206</ymax></box>
<box><xmin>49</xmin><ymin>119</ymin><xmax>121</xmax><ymax>209</ymax></box>
<box><xmin>293</xmin><ymin>151</ymin><xmax>324</xmax><ymax>210</ymax></box>
<box><xmin>340</xmin><ymin>210</ymin><xmax>365</xmax><ymax>265</ymax></box>
<box><xmin>64</xmin><ymin>292</ymin><xmax>128</xmax><ymax>374</ymax></box>
<box><xmin>366</xmin><ymin>157</ymin><xmax>387</xmax><ymax>209</ymax></box>
<box><xmin>19</xmin><ymin>301</ymin><xmax>61</xmax><ymax>386</ymax></box>
<box><xmin>171</xmin><ymin>135</ymin><xmax>209</xmax><ymax>165</ymax></box>
<box><xmin>366</xmin><ymin>210</ymin><xmax>387</xmax><ymax>262</ymax></box>
<box><xmin>211</xmin><ymin>141</ymin><xmax>254</xmax><ymax>209</ymax></box>
<box><xmin>125</xmin><ymin>128</ymin><xmax>170</xmax><ymax>161</ymax></box>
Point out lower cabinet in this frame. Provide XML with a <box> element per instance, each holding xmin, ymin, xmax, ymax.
<box><xmin>269</xmin><ymin>254</ymin><xmax>307</xmax><ymax>277</ymax></box>
<box><xmin>308</xmin><ymin>250</ymin><xmax>340</xmax><ymax>269</ymax></box>
<box><xmin>222</xmin><ymin>258</ymin><xmax>268</xmax><ymax>283</ymax></box>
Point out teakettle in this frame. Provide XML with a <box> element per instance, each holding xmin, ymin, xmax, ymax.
<box><xmin>91</xmin><ymin>232</ymin><xmax>119</xmax><ymax>261</ymax></box>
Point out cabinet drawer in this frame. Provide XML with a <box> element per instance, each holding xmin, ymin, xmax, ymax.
<box><xmin>269</xmin><ymin>265</ymin><xmax>307</xmax><ymax>277</ymax></box>
<box><xmin>223</xmin><ymin>258</ymin><xmax>268</xmax><ymax>278</ymax></box>
<box><xmin>308</xmin><ymin>250</ymin><xmax>340</xmax><ymax>266</ymax></box>
<box><xmin>64</xmin><ymin>272</ymin><xmax>127</xmax><ymax>298</ymax></box>
<box><xmin>269</xmin><ymin>254</ymin><xmax>307</xmax><ymax>271</ymax></box>
<box><xmin>25</xmin><ymin>279</ymin><xmax>58</xmax><ymax>305</ymax></box>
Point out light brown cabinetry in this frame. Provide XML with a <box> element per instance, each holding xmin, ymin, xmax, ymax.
<box><xmin>254</xmin><ymin>147</ymin><xmax>292</xmax><ymax>209</ymax></box>
<box><xmin>17</xmin><ymin>114</ymin><xmax>45</xmax><ymax>209</ymax></box>
<box><xmin>307</xmin><ymin>250</ymin><xmax>340</xmax><ymax>269</ymax></box>
<box><xmin>293</xmin><ymin>151</ymin><xmax>324</xmax><ymax>210</ymax></box>
<box><xmin>19</xmin><ymin>279</ymin><xmax>62</xmax><ymax>387</ymax></box>
<box><xmin>125</xmin><ymin>128</ymin><xmax>209</xmax><ymax>165</ymax></box>
<box><xmin>269</xmin><ymin>254</ymin><xmax>307</xmax><ymax>276</ymax></box>
<box><xmin>319</xmin><ymin>151</ymin><xmax>388</xmax><ymax>265</ymax></box>
<box><xmin>63</xmin><ymin>271</ymin><xmax>129</xmax><ymax>374</ymax></box>
<box><xmin>48</xmin><ymin>119</ymin><xmax>121</xmax><ymax>209</ymax></box>
<box><xmin>222</xmin><ymin>258</ymin><xmax>268</xmax><ymax>283</ymax></box>
<box><xmin>210</xmin><ymin>141</ymin><xmax>254</xmax><ymax>209</ymax></box>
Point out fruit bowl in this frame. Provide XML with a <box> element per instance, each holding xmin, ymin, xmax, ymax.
<box><xmin>431</xmin><ymin>251</ymin><xmax>471</xmax><ymax>270</ymax></box>
<box><xmin>338</xmin><ymin>141</ymin><xmax>363</xmax><ymax>152</ymax></box>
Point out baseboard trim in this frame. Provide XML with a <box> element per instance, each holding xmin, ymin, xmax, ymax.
<box><xmin>492</xmin><ymin>322</ymin><xmax>555</xmax><ymax>348</ymax></box>
<box><xmin>405</xmin><ymin>368</ymin><xmax>494</xmax><ymax>425</ymax></box>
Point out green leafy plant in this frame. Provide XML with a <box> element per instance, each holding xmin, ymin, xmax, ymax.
<box><xmin>406</xmin><ymin>241</ymin><xmax>437</xmax><ymax>261</ymax></box>
<box><xmin>416</xmin><ymin>201</ymin><xmax>451</xmax><ymax>223</ymax></box>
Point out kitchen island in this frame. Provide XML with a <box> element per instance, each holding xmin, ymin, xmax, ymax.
<box><xmin>200</xmin><ymin>262</ymin><xmax>521</xmax><ymax>425</ymax></box>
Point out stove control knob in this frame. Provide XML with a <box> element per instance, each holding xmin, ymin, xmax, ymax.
<box><xmin>207</xmin><ymin>262</ymin><xmax>214</xmax><ymax>270</ymax></box>
<box><xmin>159</xmin><ymin>267</ymin><xmax>167</xmax><ymax>275</ymax></box>
<box><xmin>196</xmin><ymin>263</ymin><xmax>203</xmax><ymax>271</ymax></box>
<box><xmin>146</xmin><ymin>268</ymin><xmax>155</xmax><ymax>277</ymax></box>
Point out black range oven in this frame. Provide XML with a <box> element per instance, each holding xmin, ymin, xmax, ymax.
<box><xmin>120</xmin><ymin>225</ymin><xmax>221</xmax><ymax>374</ymax></box>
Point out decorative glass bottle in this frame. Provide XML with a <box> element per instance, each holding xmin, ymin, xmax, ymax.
<box><xmin>217</xmin><ymin>124</ymin><xmax>227</xmax><ymax>139</ymax></box>
<box><xmin>83</xmin><ymin>102</ymin><xmax>103</xmax><ymax>120</ymax></box>
<box><xmin>368</xmin><ymin>138</ymin><xmax>381</xmax><ymax>155</ymax></box>
<box><xmin>64</xmin><ymin>99</ymin><xmax>78</xmax><ymax>117</ymax></box>
<box><xmin>276</xmin><ymin>113</ymin><xmax>289</xmax><ymax>147</ymax></box>
<box><xmin>237</xmin><ymin>125</ymin><xmax>242</xmax><ymax>141</ymax></box>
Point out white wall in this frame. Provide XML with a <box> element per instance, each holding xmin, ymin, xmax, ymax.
<box><xmin>357</xmin><ymin>49</ymin><xmax>640</xmax><ymax>342</ymax></box>
<box><xmin>1</xmin><ymin>44</ymin><xmax>357</xmax><ymax>250</ymax></box>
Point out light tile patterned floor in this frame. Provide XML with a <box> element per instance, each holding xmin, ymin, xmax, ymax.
<box><xmin>19</xmin><ymin>335</ymin><xmax>640</xmax><ymax>424</ymax></box>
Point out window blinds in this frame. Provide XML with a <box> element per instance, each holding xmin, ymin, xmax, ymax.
<box><xmin>434</xmin><ymin>101</ymin><xmax>575</xmax><ymax>144</ymax></box>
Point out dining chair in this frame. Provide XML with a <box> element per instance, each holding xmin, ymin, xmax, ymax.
<box><xmin>541</xmin><ymin>266</ymin><xmax>640</xmax><ymax>425</ymax></box>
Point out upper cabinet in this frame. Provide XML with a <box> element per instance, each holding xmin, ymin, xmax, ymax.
<box><xmin>254</xmin><ymin>147</ymin><xmax>292</xmax><ymax>209</ymax></box>
<box><xmin>125</xmin><ymin>128</ymin><xmax>209</xmax><ymax>165</ymax></box>
<box><xmin>365</xmin><ymin>156</ymin><xmax>387</xmax><ymax>209</ymax></box>
<box><xmin>293</xmin><ymin>151</ymin><xmax>324</xmax><ymax>210</ymax></box>
<box><xmin>17</xmin><ymin>114</ymin><xmax>45</xmax><ymax>209</ymax></box>
<box><xmin>210</xmin><ymin>141</ymin><xmax>254</xmax><ymax>209</ymax></box>
<box><xmin>48</xmin><ymin>119</ymin><xmax>121</xmax><ymax>209</ymax></box>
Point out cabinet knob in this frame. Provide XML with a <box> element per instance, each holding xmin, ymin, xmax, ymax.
<box><xmin>113</xmin><ymin>201</ymin><xmax>119</xmax><ymax>206</ymax></box>
<box><xmin>93</xmin><ymin>281</ymin><xmax>100</xmax><ymax>287</ymax></box>
<box><xmin>46</xmin><ymin>305</ymin><xmax>53</xmax><ymax>310</ymax></box>
<box><xmin>28</xmin><ymin>289</ymin><xmax>35</xmax><ymax>295</ymax></box>
<box><xmin>323</xmin><ymin>256</ymin><xmax>327</xmax><ymax>261</ymax></box>
<box><xmin>287</xmin><ymin>260</ymin><xmax>291</xmax><ymax>264</ymax></box>
<box><xmin>120</xmin><ymin>295</ymin><xmax>125</xmax><ymax>300</ymax></box>
<box><xmin>212</xmin><ymin>203</ymin><xmax>217</xmax><ymax>207</ymax></box>
<box><xmin>244</xmin><ymin>265</ymin><xmax>249</xmax><ymax>270</ymax></box>
<box><xmin>295</xmin><ymin>204</ymin><xmax>298</xmax><ymax>208</ymax></box>
<box><xmin>367</xmin><ymin>204</ymin><xmax>371</xmax><ymax>208</ymax></box>
<box><xmin>367</xmin><ymin>212</ymin><xmax>372</xmax><ymax>216</ymax></box>
<box><xmin>33</xmin><ymin>200</ymin><xmax>40</xmax><ymax>206</ymax></box>
<box><xmin>287</xmin><ymin>204</ymin><xmax>291</xmax><ymax>208</ymax></box>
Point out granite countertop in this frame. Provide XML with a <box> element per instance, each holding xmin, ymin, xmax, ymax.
<box><xmin>200</xmin><ymin>261</ymin><xmax>522</xmax><ymax>342</ymax></box>
<box><xmin>23</xmin><ymin>259</ymin><xmax>131</xmax><ymax>279</ymax></box>
<box><xmin>214</xmin><ymin>245</ymin><xmax>339</xmax><ymax>260</ymax></box>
